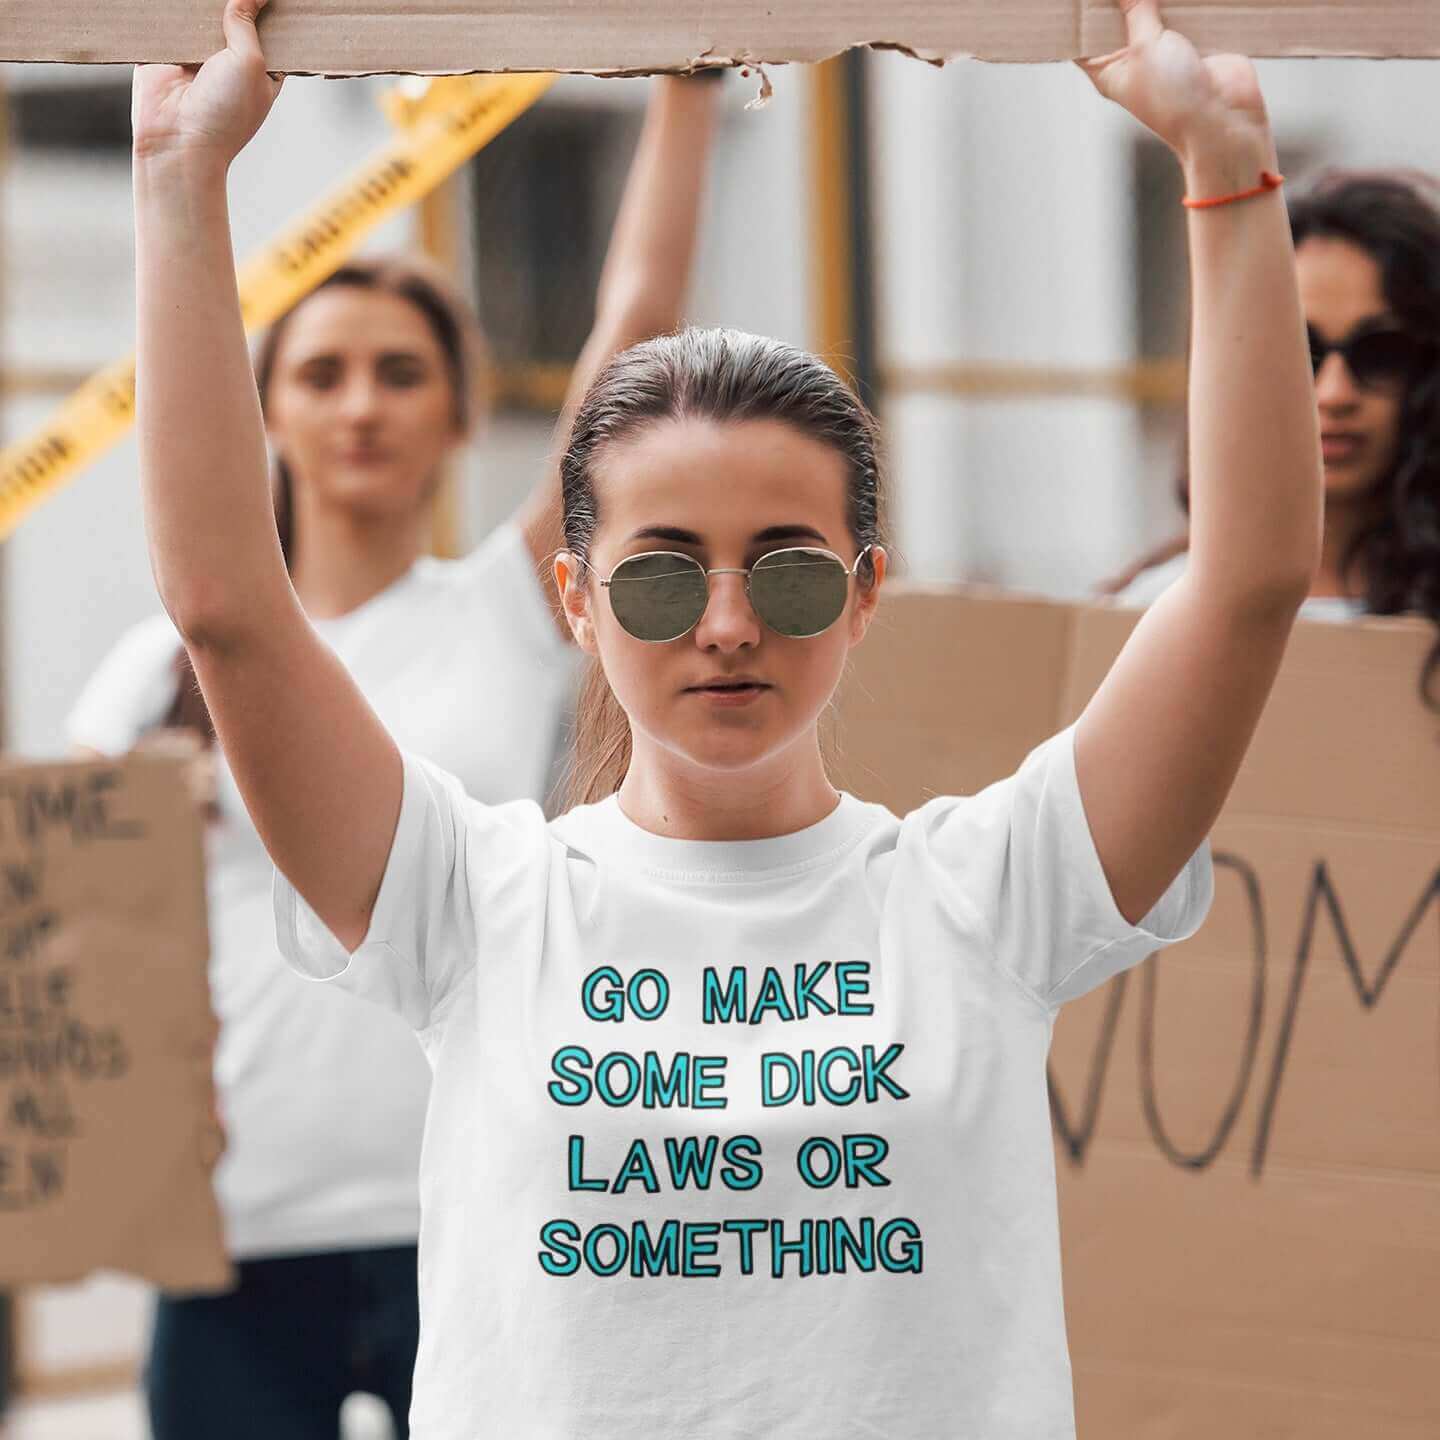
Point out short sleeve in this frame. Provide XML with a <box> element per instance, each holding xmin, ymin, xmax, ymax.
<box><xmin>901</xmin><ymin>725</ymin><xmax>1213</xmax><ymax>1009</ymax></box>
<box><xmin>273</xmin><ymin>749</ymin><xmax>552</xmax><ymax>1033</ymax></box>
<box><xmin>66</xmin><ymin>614</ymin><xmax>185</xmax><ymax>754</ymax></box>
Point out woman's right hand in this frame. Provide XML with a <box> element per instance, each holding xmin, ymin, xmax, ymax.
<box><xmin>132</xmin><ymin>0</ymin><xmax>283</xmax><ymax>167</ymax></box>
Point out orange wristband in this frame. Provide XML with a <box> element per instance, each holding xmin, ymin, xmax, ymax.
<box><xmin>1182</xmin><ymin>170</ymin><xmax>1284</xmax><ymax>210</ymax></box>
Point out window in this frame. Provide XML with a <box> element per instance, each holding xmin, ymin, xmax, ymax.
<box><xmin>8</xmin><ymin>81</ymin><xmax>132</xmax><ymax>153</ymax></box>
<box><xmin>468</xmin><ymin>101</ymin><xmax>639</xmax><ymax>404</ymax></box>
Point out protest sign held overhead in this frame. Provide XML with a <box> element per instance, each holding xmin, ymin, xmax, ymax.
<box><xmin>4</xmin><ymin>0</ymin><xmax>1439</xmax><ymax>75</ymax></box>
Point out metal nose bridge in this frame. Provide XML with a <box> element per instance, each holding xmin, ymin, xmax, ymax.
<box><xmin>699</xmin><ymin>567</ymin><xmax>758</xmax><ymax>617</ymax></box>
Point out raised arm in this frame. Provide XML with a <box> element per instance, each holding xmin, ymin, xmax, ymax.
<box><xmin>517</xmin><ymin>73</ymin><xmax>721</xmax><ymax>570</ymax></box>
<box><xmin>1072</xmin><ymin>0</ymin><xmax>1323</xmax><ymax>921</ymax></box>
<box><xmin>134</xmin><ymin>0</ymin><xmax>401</xmax><ymax>949</ymax></box>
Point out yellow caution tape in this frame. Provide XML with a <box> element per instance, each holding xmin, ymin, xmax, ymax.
<box><xmin>0</xmin><ymin>71</ymin><xmax>554</xmax><ymax>540</ymax></box>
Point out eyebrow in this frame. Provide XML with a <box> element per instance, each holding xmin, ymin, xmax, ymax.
<box><xmin>1307</xmin><ymin>312</ymin><xmax>1400</xmax><ymax>340</ymax></box>
<box><xmin>293</xmin><ymin>349</ymin><xmax>430</xmax><ymax>367</ymax></box>
<box><xmin>626</xmin><ymin>524</ymin><xmax>831</xmax><ymax>547</ymax></box>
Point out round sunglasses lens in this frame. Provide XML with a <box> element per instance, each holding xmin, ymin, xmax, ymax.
<box><xmin>608</xmin><ymin>553</ymin><xmax>708</xmax><ymax>642</ymax></box>
<box><xmin>749</xmin><ymin>549</ymin><xmax>849</xmax><ymax>638</ymax></box>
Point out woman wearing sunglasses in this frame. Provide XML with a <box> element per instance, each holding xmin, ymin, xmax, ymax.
<box><xmin>1114</xmin><ymin>171</ymin><xmax>1440</xmax><ymax>700</ymax></box>
<box><xmin>92</xmin><ymin>12</ymin><xmax>716</xmax><ymax>1436</ymax></box>
<box><xmin>133</xmin><ymin>0</ymin><xmax>1320</xmax><ymax>1434</ymax></box>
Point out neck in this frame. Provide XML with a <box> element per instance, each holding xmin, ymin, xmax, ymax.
<box><xmin>1311</xmin><ymin>492</ymin><xmax>1373</xmax><ymax>600</ymax></box>
<box><xmin>288</xmin><ymin>493</ymin><xmax>432</xmax><ymax>620</ymax></box>
<box><xmin>616</xmin><ymin>731</ymin><xmax>840</xmax><ymax>842</ymax></box>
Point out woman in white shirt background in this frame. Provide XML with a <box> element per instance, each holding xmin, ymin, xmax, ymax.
<box><xmin>72</xmin><ymin>56</ymin><xmax>719</xmax><ymax>1440</ymax></box>
<box><xmin>1113</xmin><ymin>169</ymin><xmax>1440</xmax><ymax>701</ymax></box>
<box><xmin>130</xmin><ymin>0</ymin><xmax>1324</xmax><ymax>1434</ymax></box>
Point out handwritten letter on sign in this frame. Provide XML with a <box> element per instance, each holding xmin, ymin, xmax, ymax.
<box><xmin>0</xmin><ymin>754</ymin><xmax>229</xmax><ymax>1291</ymax></box>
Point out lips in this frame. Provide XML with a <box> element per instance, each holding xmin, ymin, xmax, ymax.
<box><xmin>1321</xmin><ymin>432</ymin><xmax>1364</xmax><ymax>462</ymax></box>
<box><xmin>685</xmin><ymin>673</ymin><xmax>777</xmax><ymax>696</ymax></box>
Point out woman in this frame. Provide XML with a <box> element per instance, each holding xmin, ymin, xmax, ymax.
<box><xmin>132</xmin><ymin>1</ymin><xmax>1322</xmax><ymax>1435</ymax></box>
<box><xmin>76</xmin><ymin>45</ymin><xmax>718</xmax><ymax>1440</ymax></box>
<box><xmin>1114</xmin><ymin>170</ymin><xmax>1440</xmax><ymax>698</ymax></box>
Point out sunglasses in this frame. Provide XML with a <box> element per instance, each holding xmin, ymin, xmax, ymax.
<box><xmin>584</xmin><ymin>544</ymin><xmax>874</xmax><ymax>644</ymax></box>
<box><xmin>1307</xmin><ymin>324</ymin><xmax>1428</xmax><ymax>390</ymax></box>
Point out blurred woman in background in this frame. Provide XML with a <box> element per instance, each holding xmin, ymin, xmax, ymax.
<box><xmin>69</xmin><ymin>71</ymin><xmax>720</xmax><ymax>1440</ymax></box>
<box><xmin>1114</xmin><ymin>170</ymin><xmax>1440</xmax><ymax>703</ymax></box>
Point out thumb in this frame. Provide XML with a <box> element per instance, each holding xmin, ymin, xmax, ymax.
<box><xmin>220</xmin><ymin>0</ymin><xmax>270</xmax><ymax>63</ymax></box>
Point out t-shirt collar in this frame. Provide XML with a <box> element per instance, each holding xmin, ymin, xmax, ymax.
<box><xmin>566</xmin><ymin>791</ymin><xmax>875</xmax><ymax>882</ymax></box>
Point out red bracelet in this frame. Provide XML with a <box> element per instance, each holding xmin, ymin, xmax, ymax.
<box><xmin>1182</xmin><ymin>170</ymin><xmax>1284</xmax><ymax>210</ymax></box>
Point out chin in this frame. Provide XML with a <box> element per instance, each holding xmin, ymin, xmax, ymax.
<box><xmin>328</xmin><ymin>473</ymin><xmax>428</xmax><ymax>516</ymax></box>
<box><xmin>1322</xmin><ymin>466</ymin><xmax>1383</xmax><ymax>504</ymax></box>
<box><xmin>674</xmin><ymin>739</ymin><xmax>775</xmax><ymax>776</ymax></box>
<box><xmin>670</xmin><ymin>722</ymin><xmax>819</xmax><ymax>779</ymax></box>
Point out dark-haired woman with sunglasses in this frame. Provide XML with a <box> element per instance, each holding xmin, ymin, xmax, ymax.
<box><xmin>1114</xmin><ymin>170</ymin><xmax>1440</xmax><ymax>700</ymax></box>
<box><xmin>132</xmin><ymin>0</ymin><xmax>1321</xmax><ymax>1435</ymax></box>
<box><xmin>84</xmin><ymin>17</ymin><xmax>717</xmax><ymax>1438</ymax></box>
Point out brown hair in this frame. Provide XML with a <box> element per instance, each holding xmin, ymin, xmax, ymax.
<box><xmin>162</xmin><ymin>255</ymin><xmax>485</xmax><ymax>742</ymax></box>
<box><xmin>560</xmin><ymin>327</ymin><xmax>886</xmax><ymax>808</ymax></box>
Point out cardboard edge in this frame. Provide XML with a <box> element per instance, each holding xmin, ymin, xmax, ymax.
<box><xmin>5</xmin><ymin>38</ymin><xmax>1434</xmax><ymax>77</ymax></box>
<box><xmin>0</xmin><ymin>42</ymin><xmax>964</xmax><ymax>78</ymax></box>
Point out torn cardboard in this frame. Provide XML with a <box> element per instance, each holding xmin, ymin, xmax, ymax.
<box><xmin>0</xmin><ymin>752</ymin><xmax>230</xmax><ymax>1293</ymax></box>
<box><xmin>3</xmin><ymin>0</ymin><xmax>1439</xmax><ymax>75</ymax></box>
<box><xmin>833</xmin><ymin>588</ymin><xmax>1440</xmax><ymax>1438</ymax></box>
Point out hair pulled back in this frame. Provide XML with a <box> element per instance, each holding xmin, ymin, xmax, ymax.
<box><xmin>560</xmin><ymin>327</ymin><xmax>885</xmax><ymax>807</ymax></box>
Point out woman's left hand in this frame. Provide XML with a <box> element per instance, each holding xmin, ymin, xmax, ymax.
<box><xmin>1079</xmin><ymin>0</ymin><xmax>1272</xmax><ymax>166</ymax></box>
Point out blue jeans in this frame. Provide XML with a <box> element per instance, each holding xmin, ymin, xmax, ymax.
<box><xmin>146</xmin><ymin>1244</ymin><xmax>419</xmax><ymax>1440</ymax></box>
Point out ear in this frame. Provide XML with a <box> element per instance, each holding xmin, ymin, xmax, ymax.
<box><xmin>847</xmin><ymin>546</ymin><xmax>888</xmax><ymax>646</ymax></box>
<box><xmin>554</xmin><ymin>552</ymin><xmax>599</xmax><ymax>656</ymax></box>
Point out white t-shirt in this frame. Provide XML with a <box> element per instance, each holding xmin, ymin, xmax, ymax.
<box><xmin>1116</xmin><ymin>553</ymin><xmax>1368</xmax><ymax>621</ymax></box>
<box><xmin>275</xmin><ymin>725</ymin><xmax>1212</xmax><ymax>1438</ymax></box>
<box><xmin>67</xmin><ymin>523</ymin><xmax>576</xmax><ymax>1260</ymax></box>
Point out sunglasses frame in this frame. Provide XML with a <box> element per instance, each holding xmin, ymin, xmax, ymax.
<box><xmin>583</xmin><ymin>543</ymin><xmax>875</xmax><ymax>644</ymax></box>
<box><xmin>1307</xmin><ymin>323</ymin><xmax>1428</xmax><ymax>392</ymax></box>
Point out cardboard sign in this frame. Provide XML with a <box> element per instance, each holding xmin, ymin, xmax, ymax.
<box><xmin>4</xmin><ymin>0</ymin><xmax>1439</xmax><ymax>75</ymax></box>
<box><xmin>832</xmin><ymin>588</ymin><xmax>1440</xmax><ymax>1438</ymax></box>
<box><xmin>0</xmin><ymin>753</ymin><xmax>230</xmax><ymax>1293</ymax></box>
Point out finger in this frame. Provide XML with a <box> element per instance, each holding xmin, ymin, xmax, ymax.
<box><xmin>1072</xmin><ymin>57</ymin><xmax>1105</xmax><ymax>94</ymax></box>
<box><xmin>1073</xmin><ymin>51</ymin><xmax>1125</xmax><ymax>96</ymax></box>
<box><xmin>132</xmin><ymin>61</ymin><xmax>191</xmax><ymax>94</ymax></box>
<box><xmin>134</xmin><ymin>62</ymin><xmax>189</xmax><ymax>81</ymax></box>
<box><xmin>220</xmin><ymin>0</ymin><xmax>270</xmax><ymax>64</ymax></box>
<box><xmin>1117</xmin><ymin>0</ymin><xmax>1165</xmax><ymax>47</ymax></box>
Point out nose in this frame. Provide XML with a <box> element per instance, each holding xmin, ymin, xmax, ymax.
<box><xmin>691</xmin><ymin>571</ymin><xmax>761</xmax><ymax>653</ymax></box>
<box><xmin>1314</xmin><ymin>351</ymin><xmax>1359</xmax><ymax>411</ymax></box>
<box><xmin>338</xmin><ymin>372</ymin><xmax>383</xmax><ymax>423</ymax></box>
